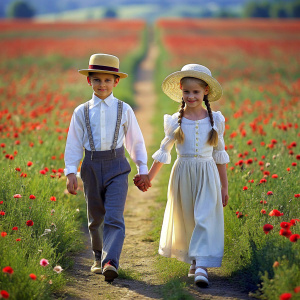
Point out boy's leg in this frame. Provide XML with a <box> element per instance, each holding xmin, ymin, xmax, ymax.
<box><xmin>81</xmin><ymin>160</ymin><xmax>105</xmax><ymax>261</ymax></box>
<box><xmin>102</xmin><ymin>157</ymin><xmax>131</xmax><ymax>269</ymax></box>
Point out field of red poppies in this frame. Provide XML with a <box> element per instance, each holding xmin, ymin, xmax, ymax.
<box><xmin>0</xmin><ymin>19</ymin><xmax>146</xmax><ymax>300</ymax></box>
<box><xmin>155</xmin><ymin>19</ymin><xmax>300</xmax><ymax>300</ymax></box>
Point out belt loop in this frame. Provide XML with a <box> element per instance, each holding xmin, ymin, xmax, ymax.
<box><xmin>111</xmin><ymin>149</ymin><xmax>116</xmax><ymax>158</ymax></box>
<box><xmin>91</xmin><ymin>150</ymin><xmax>94</xmax><ymax>161</ymax></box>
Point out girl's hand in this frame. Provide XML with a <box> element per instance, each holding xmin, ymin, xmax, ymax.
<box><xmin>221</xmin><ymin>186</ymin><xmax>229</xmax><ymax>207</ymax></box>
<box><xmin>133</xmin><ymin>175</ymin><xmax>150</xmax><ymax>192</ymax></box>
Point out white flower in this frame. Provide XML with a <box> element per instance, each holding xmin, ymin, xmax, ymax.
<box><xmin>265</xmin><ymin>162</ymin><xmax>270</xmax><ymax>167</ymax></box>
<box><xmin>53</xmin><ymin>265</ymin><xmax>63</xmax><ymax>274</ymax></box>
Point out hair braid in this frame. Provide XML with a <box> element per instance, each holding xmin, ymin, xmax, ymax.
<box><xmin>203</xmin><ymin>96</ymin><xmax>218</xmax><ymax>146</ymax></box>
<box><xmin>174</xmin><ymin>98</ymin><xmax>185</xmax><ymax>144</ymax></box>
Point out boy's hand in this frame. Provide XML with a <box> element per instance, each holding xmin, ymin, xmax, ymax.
<box><xmin>133</xmin><ymin>174</ymin><xmax>151</xmax><ymax>192</ymax></box>
<box><xmin>66</xmin><ymin>173</ymin><xmax>78</xmax><ymax>195</ymax></box>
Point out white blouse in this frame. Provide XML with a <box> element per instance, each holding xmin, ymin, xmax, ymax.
<box><xmin>152</xmin><ymin>111</ymin><xmax>230</xmax><ymax>164</ymax></box>
<box><xmin>64</xmin><ymin>93</ymin><xmax>148</xmax><ymax>176</ymax></box>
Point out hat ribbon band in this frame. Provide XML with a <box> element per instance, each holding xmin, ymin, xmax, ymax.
<box><xmin>89</xmin><ymin>64</ymin><xmax>119</xmax><ymax>72</ymax></box>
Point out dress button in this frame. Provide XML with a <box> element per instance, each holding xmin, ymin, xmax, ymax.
<box><xmin>196</xmin><ymin>138</ymin><xmax>199</xmax><ymax>141</ymax></box>
<box><xmin>194</xmin><ymin>155</ymin><xmax>197</xmax><ymax>157</ymax></box>
<box><xmin>196</xmin><ymin>143</ymin><xmax>198</xmax><ymax>146</ymax></box>
<box><xmin>196</xmin><ymin>132</ymin><xmax>199</xmax><ymax>134</ymax></box>
<box><xmin>196</xmin><ymin>149</ymin><xmax>198</xmax><ymax>152</ymax></box>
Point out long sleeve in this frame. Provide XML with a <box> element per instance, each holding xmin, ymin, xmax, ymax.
<box><xmin>212</xmin><ymin>111</ymin><xmax>230</xmax><ymax>164</ymax></box>
<box><xmin>64</xmin><ymin>108</ymin><xmax>85</xmax><ymax>175</ymax></box>
<box><xmin>152</xmin><ymin>114</ymin><xmax>177</xmax><ymax>164</ymax></box>
<box><xmin>124</xmin><ymin>106</ymin><xmax>148</xmax><ymax>175</ymax></box>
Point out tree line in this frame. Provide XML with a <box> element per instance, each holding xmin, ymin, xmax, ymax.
<box><xmin>4</xmin><ymin>0</ymin><xmax>300</xmax><ymax>19</ymax></box>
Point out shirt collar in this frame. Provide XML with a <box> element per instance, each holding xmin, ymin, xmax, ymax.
<box><xmin>91</xmin><ymin>92</ymin><xmax>115</xmax><ymax>107</ymax></box>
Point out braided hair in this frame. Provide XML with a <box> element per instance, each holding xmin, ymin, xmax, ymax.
<box><xmin>203</xmin><ymin>95</ymin><xmax>218</xmax><ymax>146</ymax></box>
<box><xmin>173</xmin><ymin>99</ymin><xmax>186</xmax><ymax>144</ymax></box>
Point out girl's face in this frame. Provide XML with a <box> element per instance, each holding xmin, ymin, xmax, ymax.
<box><xmin>180</xmin><ymin>79</ymin><xmax>209</xmax><ymax>109</ymax></box>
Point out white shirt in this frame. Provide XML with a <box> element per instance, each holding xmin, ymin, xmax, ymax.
<box><xmin>64</xmin><ymin>93</ymin><xmax>148</xmax><ymax>175</ymax></box>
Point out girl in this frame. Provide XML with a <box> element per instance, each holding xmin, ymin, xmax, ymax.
<box><xmin>135</xmin><ymin>64</ymin><xmax>229</xmax><ymax>287</ymax></box>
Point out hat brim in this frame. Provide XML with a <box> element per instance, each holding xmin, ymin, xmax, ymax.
<box><xmin>78</xmin><ymin>69</ymin><xmax>128</xmax><ymax>79</ymax></box>
<box><xmin>162</xmin><ymin>70</ymin><xmax>222</xmax><ymax>102</ymax></box>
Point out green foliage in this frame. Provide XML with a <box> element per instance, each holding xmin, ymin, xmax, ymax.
<box><xmin>7</xmin><ymin>0</ymin><xmax>35</xmax><ymax>18</ymax></box>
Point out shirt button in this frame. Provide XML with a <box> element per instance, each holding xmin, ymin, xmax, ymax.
<box><xmin>196</xmin><ymin>149</ymin><xmax>198</xmax><ymax>152</ymax></box>
<box><xmin>196</xmin><ymin>132</ymin><xmax>199</xmax><ymax>134</ymax></box>
<box><xmin>196</xmin><ymin>143</ymin><xmax>198</xmax><ymax>146</ymax></box>
<box><xmin>196</xmin><ymin>138</ymin><xmax>199</xmax><ymax>141</ymax></box>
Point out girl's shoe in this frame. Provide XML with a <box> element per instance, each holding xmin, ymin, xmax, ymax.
<box><xmin>194</xmin><ymin>267</ymin><xmax>209</xmax><ymax>288</ymax></box>
<box><xmin>188</xmin><ymin>263</ymin><xmax>196</xmax><ymax>277</ymax></box>
<box><xmin>91</xmin><ymin>260</ymin><xmax>102</xmax><ymax>274</ymax></box>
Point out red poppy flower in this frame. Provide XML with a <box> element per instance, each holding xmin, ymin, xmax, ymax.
<box><xmin>269</xmin><ymin>209</ymin><xmax>284</xmax><ymax>216</ymax></box>
<box><xmin>292</xmin><ymin>162</ymin><xmax>297</xmax><ymax>166</ymax></box>
<box><xmin>290</xmin><ymin>234</ymin><xmax>300</xmax><ymax>242</ymax></box>
<box><xmin>260</xmin><ymin>200</ymin><xmax>267</xmax><ymax>204</ymax></box>
<box><xmin>286</xmin><ymin>168</ymin><xmax>290</xmax><ymax>171</ymax></box>
<box><xmin>15</xmin><ymin>167</ymin><xmax>21</xmax><ymax>172</ymax></box>
<box><xmin>0</xmin><ymin>201</ymin><xmax>3</xmax><ymax>204</ymax></box>
<box><xmin>237</xmin><ymin>212</ymin><xmax>243</xmax><ymax>218</ymax></box>
<box><xmin>295</xmin><ymin>194</ymin><xmax>300</xmax><ymax>198</ymax></box>
<box><xmin>27</xmin><ymin>161</ymin><xmax>33</xmax><ymax>167</ymax></box>
<box><xmin>0</xmin><ymin>211</ymin><xmax>5</xmax><ymax>216</ymax></box>
<box><xmin>50</xmin><ymin>196</ymin><xmax>56</xmax><ymax>202</ymax></box>
<box><xmin>279</xmin><ymin>228</ymin><xmax>292</xmax><ymax>238</ymax></box>
<box><xmin>294</xmin><ymin>286</ymin><xmax>300</xmax><ymax>293</ymax></box>
<box><xmin>296</xmin><ymin>154</ymin><xmax>300</xmax><ymax>160</ymax></box>
<box><xmin>29</xmin><ymin>273</ymin><xmax>37</xmax><ymax>280</ymax></box>
<box><xmin>267</xmin><ymin>191</ymin><xmax>273</xmax><ymax>195</ymax></box>
<box><xmin>13</xmin><ymin>194</ymin><xmax>22</xmax><ymax>198</ymax></box>
<box><xmin>26</xmin><ymin>220</ymin><xmax>34</xmax><ymax>226</ymax></box>
<box><xmin>280</xmin><ymin>293</ymin><xmax>292</xmax><ymax>300</ymax></box>
<box><xmin>0</xmin><ymin>143</ymin><xmax>5</xmax><ymax>148</ymax></box>
<box><xmin>16</xmin><ymin>238</ymin><xmax>21</xmax><ymax>242</ymax></box>
<box><xmin>263</xmin><ymin>224</ymin><xmax>273</xmax><ymax>234</ymax></box>
<box><xmin>271</xmin><ymin>174</ymin><xmax>278</xmax><ymax>178</ymax></box>
<box><xmin>2</xmin><ymin>266</ymin><xmax>14</xmax><ymax>274</ymax></box>
<box><xmin>264</xmin><ymin>171</ymin><xmax>270</xmax><ymax>176</ymax></box>
<box><xmin>12</xmin><ymin>227</ymin><xmax>18</xmax><ymax>231</ymax></box>
<box><xmin>20</xmin><ymin>173</ymin><xmax>27</xmax><ymax>177</ymax></box>
<box><xmin>0</xmin><ymin>290</ymin><xmax>9</xmax><ymax>299</ymax></box>
<box><xmin>39</xmin><ymin>170</ymin><xmax>46</xmax><ymax>175</ymax></box>
<box><xmin>290</xmin><ymin>141</ymin><xmax>297</xmax><ymax>147</ymax></box>
<box><xmin>261</xmin><ymin>142</ymin><xmax>265</xmax><ymax>146</ymax></box>
<box><xmin>58</xmin><ymin>168</ymin><xmax>64</xmax><ymax>173</ymax></box>
<box><xmin>248</xmin><ymin>179</ymin><xmax>254</xmax><ymax>183</ymax></box>
<box><xmin>260</xmin><ymin>179</ymin><xmax>267</xmax><ymax>184</ymax></box>
<box><xmin>247</xmin><ymin>140</ymin><xmax>253</xmax><ymax>145</ymax></box>
<box><xmin>29</xmin><ymin>195</ymin><xmax>36</xmax><ymax>199</ymax></box>
<box><xmin>246</xmin><ymin>159</ymin><xmax>253</xmax><ymax>164</ymax></box>
<box><xmin>44</xmin><ymin>167</ymin><xmax>49</xmax><ymax>172</ymax></box>
<box><xmin>243</xmin><ymin>186</ymin><xmax>248</xmax><ymax>190</ymax></box>
<box><xmin>1</xmin><ymin>232</ymin><xmax>7</xmax><ymax>237</ymax></box>
<box><xmin>261</xmin><ymin>209</ymin><xmax>266</xmax><ymax>214</ymax></box>
<box><xmin>258</xmin><ymin>161</ymin><xmax>264</xmax><ymax>166</ymax></box>
<box><xmin>280</xmin><ymin>222</ymin><xmax>291</xmax><ymax>229</ymax></box>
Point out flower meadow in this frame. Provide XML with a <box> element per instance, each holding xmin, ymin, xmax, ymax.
<box><xmin>155</xmin><ymin>19</ymin><xmax>300</xmax><ymax>299</ymax></box>
<box><xmin>0</xmin><ymin>20</ymin><xmax>146</xmax><ymax>299</ymax></box>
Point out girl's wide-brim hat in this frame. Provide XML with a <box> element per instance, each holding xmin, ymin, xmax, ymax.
<box><xmin>78</xmin><ymin>53</ymin><xmax>128</xmax><ymax>78</ymax></box>
<box><xmin>162</xmin><ymin>64</ymin><xmax>222</xmax><ymax>102</ymax></box>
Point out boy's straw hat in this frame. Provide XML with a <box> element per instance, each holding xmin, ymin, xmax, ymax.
<box><xmin>78</xmin><ymin>53</ymin><xmax>128</xmax><ymax>78</ymax></box>
<box><xmin>162</xmin><ymin>64</ymin><xmax>222</xmax><ymax>102</ymax></box>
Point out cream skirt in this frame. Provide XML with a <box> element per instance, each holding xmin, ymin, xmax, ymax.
<box><xmin>158</xmin><ymin>156</ymin><xmax>224</xmax><ymax>267</ymax></box>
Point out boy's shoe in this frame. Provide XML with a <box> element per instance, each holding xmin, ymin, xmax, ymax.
<box><xmin>194</xmin><ymin>267</ymin><xmax>209</xmax><ymax>288</ymax></box>
<box><xmin>102</xmin><ymin>261</ymin><xmax>118</xmax><ymax>282</ymax></box>
<box><xmin>91</xmin><ymin>260</ymin><xmax>102</xmax><ymax>274</ymax></box>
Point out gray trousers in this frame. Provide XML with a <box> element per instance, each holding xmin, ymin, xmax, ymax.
<box><xmin>80</xmin><ymin>146</ymin><xmax>131</xmax><ymax>269</ymax></box>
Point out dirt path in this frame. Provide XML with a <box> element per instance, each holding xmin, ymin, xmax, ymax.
<box><xmin>59</xmin><ymin>37</ymin><xmax>251</xmax><ymax>300</ymax></box>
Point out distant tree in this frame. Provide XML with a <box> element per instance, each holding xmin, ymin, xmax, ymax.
<box><xmin>291</xmin><ymin>0</ymin><xmax>300</xmax><ymax>17</ymax></box>
<box><xmin>244</xmin><ymin>1</ymin><xmax>271</xmax><ymax>18</ymax></box>
<box><xmin>270</xmin><ymin>3</ymin><xmax>290</xmax><ymax>18</ymax></box>
<box><xmin>103</xmin><ymin>7</ymin><xmax>117</xmax><ymax>18</ymax></box>
<box><xmin>7</xmin><ymin>0</ymin><xmax>35</xmax><ymax>18</ymax></box>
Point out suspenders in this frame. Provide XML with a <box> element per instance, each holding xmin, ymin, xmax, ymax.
<box><xmin>84</xmin><ymin>99</ymin><xmax>123</xmax><ymax>160</ymax></box>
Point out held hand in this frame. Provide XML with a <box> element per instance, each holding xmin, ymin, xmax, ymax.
<box><xmin>133</xmin><ymin>174</ymin><xmax>151</xmax><ymax>192</ymax></box>
<box><xmin>66</xmin><ymin>173</ymin><xmax>78</xmax><ymax>195</ymax></box>
<box><xmin>221</xmin><ymin>186</ymin><xmax>229</xmax><ymax>207</ymax></box>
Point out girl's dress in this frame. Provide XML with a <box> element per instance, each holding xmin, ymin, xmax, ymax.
<box><xmin>152</xmin><ymin>111</ymin><xmax>229</xmax><ymax>268</ymax></box>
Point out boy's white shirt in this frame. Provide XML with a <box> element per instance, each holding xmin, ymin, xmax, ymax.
<box><xmin>64</xmin><ymin>92</ymin><xmax>148</xmax><ymax>176</ymax></box>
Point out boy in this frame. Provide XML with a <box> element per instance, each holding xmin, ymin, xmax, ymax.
<box><xmin>64</xmin><ymin>53</ymin><xmax>150</xmax><ymax>282</ymax></box>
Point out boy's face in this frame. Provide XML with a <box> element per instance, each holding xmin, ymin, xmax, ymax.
<box><xmin>88</xmin><ymin>73</ymin><xmax>120</xmax><ymax>100</ymax></box>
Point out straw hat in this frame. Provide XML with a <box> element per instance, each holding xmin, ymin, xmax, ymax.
<box><xmin>162</xmin><ymin>64</ymin><xmax>222</xmax><ymax>102</ymax></box>
<box><xmin>78</xmin><ymin>53</ymin><xmax>128</xmax><ymax>78</ymax></box>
